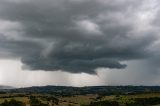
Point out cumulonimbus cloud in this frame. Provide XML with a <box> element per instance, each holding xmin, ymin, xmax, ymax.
<box><xmin>0</xmin><ymin>0</ymin><xmax>160</xmax><ymax>74</ymax></box>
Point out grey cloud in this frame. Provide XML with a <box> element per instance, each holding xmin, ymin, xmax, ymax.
<box><xmin>0</xmin><ymin>0</ymin><xmax>159</xmax><ymax>74</ymax></box>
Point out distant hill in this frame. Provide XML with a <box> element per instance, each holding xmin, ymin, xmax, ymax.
<box><xmin>0</xmin><ymin>85</ymin><xmax>14</xmax><ymax>90</ymax></box>
<box><xmin>7</xmin><ymin>86</ymin><xmax>160</xmax><ymax>95</ymax></box>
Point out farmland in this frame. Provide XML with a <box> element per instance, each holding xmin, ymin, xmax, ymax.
<box><xmin>1</xmin><ymin>86</ymin><xmax>160</xmax><ymax>106</ymax></box>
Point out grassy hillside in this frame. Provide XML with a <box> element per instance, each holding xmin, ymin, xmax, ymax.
<box><xmin>0</xmin><ymin>92</ymin><xmax>160</xmax><ymax>106</ymax></box>
<box><xmin>1</xmin><ymin>86</ymin><xmax>160</xmax><ymax>106</ymax></box>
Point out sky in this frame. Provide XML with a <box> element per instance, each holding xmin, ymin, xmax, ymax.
<box><xmin>0</xmin><ymin>0</ymin><xmax>160</xmax><ymax>87</ymax></box>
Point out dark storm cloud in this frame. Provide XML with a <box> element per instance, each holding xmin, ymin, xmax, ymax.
<box><xmin>0</xmin><ymin>0</ymin><xmax>159</xmax><ymax>74</ymax></box>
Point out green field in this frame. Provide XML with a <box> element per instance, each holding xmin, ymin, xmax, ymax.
<box><xmin>0</xmin><ymin>92</ymin><xmax>160</xmax><ymax>106</ymax></box>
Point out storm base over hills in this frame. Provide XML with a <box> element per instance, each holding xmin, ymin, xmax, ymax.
<box><xmin>0</xmin><ymin>0</ymin><xmax>160</xmax><ymax>87</ymax></box>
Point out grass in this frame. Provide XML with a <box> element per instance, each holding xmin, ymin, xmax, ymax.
<box><xmin>0</xmin><ymin>97</ymin><xmax>30</xmax><ymax>105</ymax></box>
<box><xmin>61</xmin><ymin>94</ymin><xmax>97</xmax><ymax>105</ymax></box>
<box><xmin>0</xmin><ymin>92</ymin><xmax>160</xmax><ymax>106</ymax></box>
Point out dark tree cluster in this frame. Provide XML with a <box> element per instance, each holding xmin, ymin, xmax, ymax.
<box><xmin>29</xmin><ymin>96</ymin><xmax>48</xmax><ymax>106</ymax></box>
<box><xmin>126</xmin><ymin>97</ymin><xmax>160</xmax><ymax>106</ymax></box>
<box><xmin>0</xmin><ymin>99</ymin><xmax>25</xmax><ymax>106</ymax></box>
<box><xmin>89</xmin><ymin>100</ymin><xmax>119</xmax><ymax>106</ymax></box>
<box><xmin>45</xmin><ymin>96</ymin><xmax>59</xmax><ymax>105</ymax></box>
